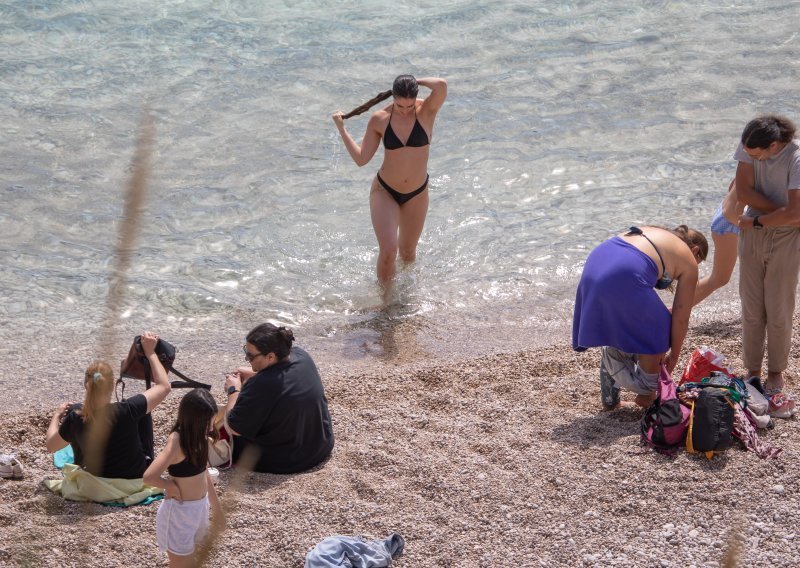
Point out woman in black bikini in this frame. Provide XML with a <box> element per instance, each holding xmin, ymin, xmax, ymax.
<box><xmin>332</xmin><ymin>74</ymin><xmax>447</xmax><ymax>288</ymax></box>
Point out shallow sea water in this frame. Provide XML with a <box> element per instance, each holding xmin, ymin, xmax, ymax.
<box><xmin>2</xmin><ymin>1</ymin><xmax>800</xmax><ymax>396</ymax></box>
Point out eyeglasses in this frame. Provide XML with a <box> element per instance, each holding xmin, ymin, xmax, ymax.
<box><xmin>243</xmin><ymin>346</ymin><xmax>263</xmax><ymax>362</ymax></box>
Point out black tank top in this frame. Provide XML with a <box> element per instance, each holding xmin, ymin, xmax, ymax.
<box><xmin>167</xmin><ymin>457</ymin><xmax>205</xmax><ymax>478</ymax></box>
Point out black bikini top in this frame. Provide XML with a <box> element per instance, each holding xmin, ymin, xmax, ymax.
<box><xmin>167</xmin><ymin>457</ymin><xmax>206</xmax><ymax>478</ymax></box>
<box><xmin>626</xmin><ymin>227</ymin><xmax>673</xmax><ymax>290</ymax></box>
<box><xmin>383</xmin><ymin>106</ymin><xmax>430</xmax><ymax>150</ymax></box>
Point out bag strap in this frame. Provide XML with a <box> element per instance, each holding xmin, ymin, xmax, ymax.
<box><xmin>167</xmin><ymin>366</ymin><xmax>211</xmax><ymax>390</ymax></box>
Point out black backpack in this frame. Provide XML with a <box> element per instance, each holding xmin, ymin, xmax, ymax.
<box><xmin>686</xmin><ymin>387</ymin><xmax>735</xmax><ymax>459</ymax></box>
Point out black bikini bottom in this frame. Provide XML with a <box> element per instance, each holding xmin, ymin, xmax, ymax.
<box><xmin>376</xmin><ymin>172</ymin><xmax>429</xmax><ymax>206</ymax></box>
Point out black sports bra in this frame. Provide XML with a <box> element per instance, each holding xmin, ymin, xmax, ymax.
<box><xmin>167</xmin><ymin>457</ymin><xmax>206</xmax><ymax>478</ymax></box>
<box><xmin>383</xmin><ymin>107</ymin><xmax>430</xmax><ymax>150</ymax></box>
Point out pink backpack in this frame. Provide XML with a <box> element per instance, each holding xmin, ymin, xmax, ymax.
<box><xmin>641</xmin><ymin>365</ymin><xmax>691</xmax><ymax>454</ymax></box>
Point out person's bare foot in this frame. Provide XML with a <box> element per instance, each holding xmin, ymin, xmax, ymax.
<box><xmin>634</xmin><ymin>393</ymin><xmax>656</xmax><ymax>408</ymax></box>
<box><xmin>602</xmin><ymin>401</ymin><xmax>637</xmax><ymax>411</ymax></box>
<box><xmin>765</xmin><ymin>371</ymin><xmax>784</xmax><ymax>393</ymax></box>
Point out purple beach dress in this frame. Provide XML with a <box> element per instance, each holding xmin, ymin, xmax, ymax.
<box><xmin>572</xmin><ymin>236</ymin><xmax>671</xmax><ymax>355</ymax></box>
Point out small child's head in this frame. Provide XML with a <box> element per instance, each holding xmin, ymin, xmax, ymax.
<box><xmin>173</xmin><ymin>388</ymin><xmax>218</xmax><ymax>469</ymax></box>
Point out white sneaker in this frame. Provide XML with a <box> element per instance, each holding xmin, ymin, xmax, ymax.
<box><xmin>0</xmin><ymin>454</ymin><xmax>24</xmax><ymax>479</ymax></box>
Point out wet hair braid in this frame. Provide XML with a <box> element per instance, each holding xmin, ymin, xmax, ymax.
<box><xmin>342</xmin><ymin>74</ymin><xmax>419</xmax><ymax>119</ymax></box>
<box><xmin>741</xmin><ymin>114</ymin><xmax>796</xmax><ymax>149</ymax></box>
<box><xmin>343</xmin><ymin>90</ymin><xmax>393</xmax><ymax>119</ymax></box>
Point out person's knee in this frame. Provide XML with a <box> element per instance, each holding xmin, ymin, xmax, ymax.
<box><xmin>377</xmin><ymin>246</ymin><xmax>398</xmax><ymax>264</ymax></box>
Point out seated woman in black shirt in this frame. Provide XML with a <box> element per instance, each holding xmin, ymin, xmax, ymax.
<box><xmin>223</xmin><ymin>323</ymin><xmax>334</xmax><ymax>474</ymax></box>
<box><xmin>45</xmin><ymin>331</ymin><xmax>172</xmax><ymax>479</ymax></box>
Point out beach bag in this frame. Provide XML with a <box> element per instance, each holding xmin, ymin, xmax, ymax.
<box><xmin>208</xmin><ymin>412</ymin><xmax>233</xmax><ymax>469</ymax></box>
<box><xmin>119</xmin><ymin>335</ymin><xmax>210</xmax><ymax>391</ymax></box>
<box><xmin>680</xmin><ymin>347</ymin><xmax>734</xmax><ymax>386</ymax></box>
<box><xmin>641</xmin><ymin>365</ymin><xmax>691</xmax><ymax>454</ymax></box>
<box><xmin>686</xmin><ymin>388</ymin><xmax>735</xmax><ymax>459</ymax></box>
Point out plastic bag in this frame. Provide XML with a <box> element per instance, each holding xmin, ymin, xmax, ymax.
<box><xmin>680</xmin><ymin>347</ymin><xmax>734</xmax><ymax>385</ymax></box>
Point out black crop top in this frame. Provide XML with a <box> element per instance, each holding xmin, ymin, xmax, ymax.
<box><xmin>167</xmin><ymin>457</ymin><xmax>206</xmax><ymax>478</ymax></box>
<box><xmin>383</xmin><ymin>107</ymin><xmax>430</xmax><ymax>150</ymax></box>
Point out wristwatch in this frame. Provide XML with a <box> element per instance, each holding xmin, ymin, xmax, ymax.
<box><xmin>226</xmin><ymin>385</ymin><xmax>239</xmax><ymax>396</ymax></box>
<box><xmin>753</xmin><ymin>216</ymin><xmax>763</xmax><ymax>229</ymax></box>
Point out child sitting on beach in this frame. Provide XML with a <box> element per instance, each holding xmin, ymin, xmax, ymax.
<box><xmin>144</xmin><ymin>389</ymin><xmax>225</xmax><ymax>567</ymax></box>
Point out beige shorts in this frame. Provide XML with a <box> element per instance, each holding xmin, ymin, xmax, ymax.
<box><xmin>156</xmin><ymin>495</ymin><xmax>209</xmax><ymax>556</ymax></box>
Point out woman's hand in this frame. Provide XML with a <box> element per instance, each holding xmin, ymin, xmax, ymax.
<box><xmin>54</xmin><ymin>402</ymin><xmax>70</xmax><ymax>422</ymax></box>
<box><xmin>737</xmin><ymin>215</ymin><xmax>755</xmax><ymax>231</ymax></box>
<box><xmin>224</xmin><ymin>373</ymin><xmax>243</xmax><ymax>393</ymax></box>
<box><xmin>140</xmin><ymin>331</ymin><xmax>159</xmax><ymax>356</ymax></box>
<box><xmin>235</xmin><ymin>366</ymin><xmax>256</xmax><ymax>384</ymax></box>
<box><xmin>665</xmin><ymin>350</ymin><xmax>680</xmax><ymax>375</ymax></box>
<box><xmin>331</xmin><ymin>111</ymin><xmax>345</xmax><ymax>128</ymax></box>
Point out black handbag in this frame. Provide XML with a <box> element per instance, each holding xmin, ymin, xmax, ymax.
<box><xmin>119</xmin><ymin>335</ymin><xmax>210</xmax><ymax>391</ymax></box>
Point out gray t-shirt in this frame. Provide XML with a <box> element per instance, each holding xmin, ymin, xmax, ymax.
<box><xmin>734</xmin><ymin>139</ymin><xmax>800</xmax><ymax>220</ymax></box>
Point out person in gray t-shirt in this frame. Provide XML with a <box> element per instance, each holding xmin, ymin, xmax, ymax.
<box><xmin>733</xmin><ymin>115</ymin><xmax>800</xmax><ymax>392</ymax></box>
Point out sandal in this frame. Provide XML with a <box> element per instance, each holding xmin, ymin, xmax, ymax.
<box><xmin>0</xmin><ymin>454</ymin><xmax>24</xmax><ymax>479</ymax></box>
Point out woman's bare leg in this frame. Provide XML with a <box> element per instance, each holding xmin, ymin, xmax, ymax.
<box><xmin>167</xmin><ymin>551</ymin><xmax>196</xmax><ymax>568</ymax></box>
<box><xmin>695</xmin><ymin>232</ymin><xmax>738</xmax><ymax>305</ymax></box>
<box><xmin>397</xmin><ymin>188</ymin><xmax>429</xmax><ymax>266</ymax></box>
<box><xmin>635</xmin><ymin>353</ymin><xmax>663</xmax><ymax>407</ymax></box>
<box><xmin>369</xmin><ymin>180</ymin><xmax>401</xmax><ymax>286</ymax></box>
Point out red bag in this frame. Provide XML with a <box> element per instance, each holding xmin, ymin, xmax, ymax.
<box><xmin>680</xmin><ymin>348</ymin><xmax>733</xmax><ymax>385</ymax></box>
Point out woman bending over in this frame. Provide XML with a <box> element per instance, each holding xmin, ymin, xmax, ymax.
<box><xmin>573</xmin><ymin>226</ymin><xmax>708</xmax><ymax>409</ymax></box>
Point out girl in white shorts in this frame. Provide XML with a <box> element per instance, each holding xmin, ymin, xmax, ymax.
<box><xmin>144</xmin><ymin>389</ymin><xmax>225</xmax><ymax>567</ymax></box>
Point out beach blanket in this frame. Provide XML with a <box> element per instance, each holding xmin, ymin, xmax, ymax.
<box><xmin>47</xmin><ymin>446</ymin><xmax>163</xmax><ymax>506</ymax></box>
<box><xmin>305</xmin><ymin>533</ymin><xmax>404</xmax><ymax>567</ymax></box>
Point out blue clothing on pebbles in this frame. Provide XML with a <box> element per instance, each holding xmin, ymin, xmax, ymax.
<box><xmin>573</xmin><ymin>236</ymin><xmax>671</xmax><ymax>355</ymax></box>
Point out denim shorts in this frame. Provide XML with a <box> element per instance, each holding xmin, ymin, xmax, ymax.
<box><xmin>600</xmin><ymin>347</ymin><xmax>659</xmax><ymax>395</ymax></box>
<box><xmin>710</xmin><ymin>204</ymin><xmax>739</xmax><ymax>235</ymax></box>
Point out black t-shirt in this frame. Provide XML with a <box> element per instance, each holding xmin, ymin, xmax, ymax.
<box><xmin>59</xmin><ymin>394</ymin><xmax>150</xmax><ymax>479</ymax></box>
<box><xmin>227</xmin><ymin>347</ymin><xmax>334</xmax><ymax>474</ymax></box>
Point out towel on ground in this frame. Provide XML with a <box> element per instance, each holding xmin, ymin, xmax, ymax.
<box><xmin>305</xmin><ymin>533</ymin><xmax>404</xmax><ymax>568</ymax></box>
<box><xmin>44</xmin><ymin>463</ymin><xmax>163</xmax><ymax>506</ymax></box>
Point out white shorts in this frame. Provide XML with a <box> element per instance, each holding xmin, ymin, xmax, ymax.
<box><xmin>156</xmin><ymin>495</ymin><xmax>210</xmax><ymax>556</ymax></box>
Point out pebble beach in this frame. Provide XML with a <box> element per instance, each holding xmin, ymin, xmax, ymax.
<box><xmin>1</xmin><ymin>314</ymin><xmax>798</xmax><ymax>567</ymax></box>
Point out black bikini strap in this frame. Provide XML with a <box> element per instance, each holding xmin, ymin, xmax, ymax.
<box><xmin>626</xmin><ymin>226</ymin><xmax>666</xmax><ymax>274</ymax></box>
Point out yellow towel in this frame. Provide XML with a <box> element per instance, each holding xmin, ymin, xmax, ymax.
<box><xmin>44</xmin><ymin>464</ymin><xmax>164</xmax><ymax>506</ymax></box>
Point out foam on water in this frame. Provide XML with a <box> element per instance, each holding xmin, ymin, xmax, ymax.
<box><xmin>2</xmin><ymin>0</ymin><xmax>799</xmax><ymax>379</ymax></box>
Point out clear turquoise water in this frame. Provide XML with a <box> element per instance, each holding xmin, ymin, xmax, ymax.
<box><xmin>2</xmin><ymin>0</ymin><xmax>799</xmax><ymax>373</ymax></box>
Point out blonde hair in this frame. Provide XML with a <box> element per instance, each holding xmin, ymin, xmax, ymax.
<box><xmin>79</xmin><ymin>361</ymin><xmax>115</xmax><ymax>423</ymax></box>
